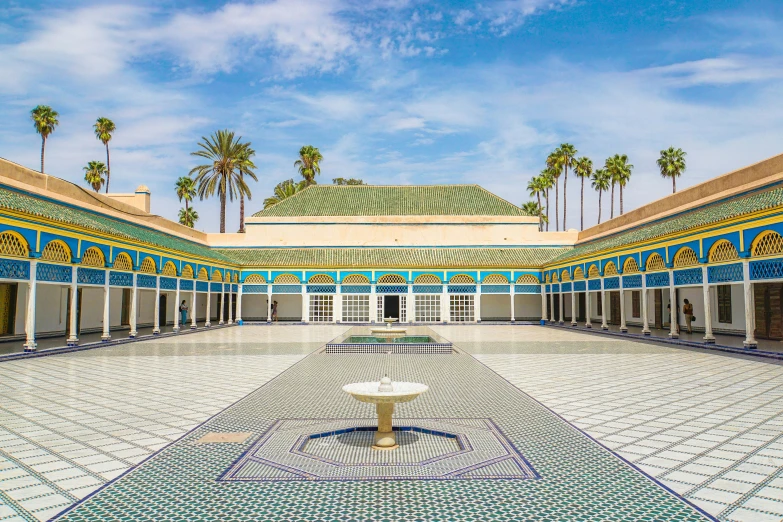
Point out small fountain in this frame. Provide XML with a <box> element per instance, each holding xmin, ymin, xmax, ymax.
<box><xmin>342</xmin><ymin>375</ymin><xmax>428</xmax><ymax>450</ymax></box>
<box><xmin>370</xmin><ymin>317</ymin><xmax>407</xmax><ymax>337</ymax></box>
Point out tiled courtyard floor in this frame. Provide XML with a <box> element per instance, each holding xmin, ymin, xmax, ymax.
<box><xmin>0</xmin><ymin>325</ymin><xmax>780</xmax><ymax>521</ymax></box>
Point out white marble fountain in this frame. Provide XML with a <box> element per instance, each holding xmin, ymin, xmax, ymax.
<box><xmin>342</xmin><ymin>376</ymin><xmax>429</xmax><ymax>450</ymax></box>
<box><xmin>370</xmin><ymin>317</ymin><xmax>407</xmax><ymax>336</ymax></box>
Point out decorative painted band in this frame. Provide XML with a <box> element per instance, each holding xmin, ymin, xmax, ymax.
<box><xmin>603</xmin><ymin>277</ymin><xmax>620</xmax><ymax>290</ymax></box>
<box><xmin>708</xmin><ymin>263</ymin><xmax>743</xmax><ymax>283</ymax></box>
<box><xmin>210</xmin><ymin>282</ymin><xmax>222</xmax><ymax>292</ymax></box>
<box><xmin>0</xmin><ymin>259</ymin><xmax>30</xmax><ymax>280</ymax></box>
<box><xmin>37</xmin><ymin>263</ymin><xmax>71</xmax><ymax>283</ymax></box>
<box><xmin>481</xmin><ymin>284</ymin><xmax>510</xmax><ymax>293</ymax></box>
<box><xmin>232</xmin><ymin>284</ymin><xmax>238</xmax><ymax>292</ymax></box>
<box><xmin>137</xmin><ymin>274</ymin><xmax>157</xmax><ymax>289</ymax></box>
<box><xmin>196</xmin><ymin>281</ymin><xmax>209</xmax><ymax>292</ymax></box>
<box><xmin>561</xmin><ymin>282</ymin><xmax>572</xmax><ymax>292</ymax></box>
<box><xmin>376</xmin><ymin>285</ymin><xmax>408</xmax><ymax>294</ymax></box>
<box><xmin>272</xmin><ymin>284</ymin><xmax>301</xmax><ymax>294</ymax></box>
<box><xmin>515</xmin><ymin>284</ymin><xmax>540</xmax><ymax>294</ymax></box>
<box><xmin>179</xmin><ymin>279</ymin><xmax>194</xmax><ymax>291</ymax></box>
<box><xmin>749</xmin><ymin>258</ymin><xmax>783</xmax><ymax>281</ymax></box>
<box><xmin>551</xmin><ymin>284</ymin><xmax>560</xmax><ymax>292</ymax></box>
<box><xmin>77</xmin><ymin>267</ymin><xmax>105</xmax><ymax>285</ymax></box>
<box><xmin>160</xmin><ymin>277</ymin><xmax>177</xmax><ymax>290</ymax></box>
<box><xmin>673</xmin><ymin>267</ymin><xmax>703</xmax><ymax>286</ymax></box>
<box><xmin>545</xmin><ymin>284</ymin><xmax>551</xmax><ymax>292</ymax></box>
<box><xmin>622</xmin><ymin>274</ymin><xmax>642</xmax><ymax>289</ymax></box>
<box><xmin>588</xmin><ymin>279</ymin><xmax>601</xmax><ymax>291</ymax></box>
<box><xmin>448</xmin><ymin>284</ymin><xmax>476</xmax><ymax>294</ymax></box>
<box><xmin>342</xmin><ymin>285</ymin><xmax>371</xmax><ymax>294</ymax></box>
<box><xmin>573</xmin><ymin>281</ymin><xmax>586</xmax><ymax>292</ymax></box>
<box><xmin>307</xmin><ymin>285</ymin><xmax>336</xmax><ymax>294</ymax></box>
<box><xmin>243</xmin><ymin>284</ymin><xmax>268</xmax><ymax>294</ymax></box>
<box><xmin>109</xmin><ymin>271</ymin><xmax>133</xmax><ymax>287</ymax></box>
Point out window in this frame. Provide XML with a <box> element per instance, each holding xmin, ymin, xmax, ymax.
<box><xmin>718</xmin><ymin>285</ymin><xmax>732</xmax><ymax>324</ymax></box>
<box><xmin>309</xmin><ymin>295</ymin><xmax>333</xmax><ymax>322</ymax></box>
<box><xmin>450</xmin><ymin>295</ymin><xmax>475</xmax><ymax>322</ymax></box>
<box><xmin>415</xmin><ymin>295</ymin><xmax>441</xmax><ymax>322</ymax></box>
<box><xmin>341</xmin><ymin>295</ymin><xmax>369</xmax><ymax>323</ymax></box>
<box><xmin>597</xmin><ymin>292</ymin><xmax>602</xmax><ymax>315</ymax></box>
<box><xmin>632</xmin><ymin>291</ymin><xmax>640</xmax><ymax>318</ymax></box>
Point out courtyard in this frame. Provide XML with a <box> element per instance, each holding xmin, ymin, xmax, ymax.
<box><xmin>0</xmin><ymin>325</ymin><xmax>780</xmax><ymax>521</ymax></box>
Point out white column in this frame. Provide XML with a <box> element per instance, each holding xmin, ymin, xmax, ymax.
<box><xmin>236</xmin><ymin>284</ymin><xmax>243</xmax><ymax>325</ymax></box>
<box><xmin>441</xmin><ymin>289</ymin><xmax>450</xmax><ymax>323</ymax></box>
<box><xmin>227</xmin><ymin>285</ymin><xmax>233</xmax><ymax>325</ymax></box>
<box><xmin>67</xmin><ymin>265</ymin><xmax>79</xmax><ymax>346</ymax></box>
<box><xmin>102</xmin><ymin>270</ymin><xmax>111</xmax><ymax>340</ymax></box>
<box><xmin>668</xmin><ymin>269</ymin><xmax>678</xmax><ymax>338</ymax></box>
<box><xmin>153</xmin><ymin>275</ymin><xmax>161</xmax><ymax>334</ymax></box>
<box><xmin>619</xmin><ymin>283</ymin><xmax>627</xmax><ymax>332</ymax></box>
<box><xmin>129</xmin><ymin>273</ymin><xmax>138</xmax><ymax>337</ymax></box>
<box><xmin>205</xmin><ymin>283</ymin><xmax>212</xmax><ymax>327</ymax></box>
<box><xmin>302</xmin><ymin>285</ymin><xmax>309</xmax><ymax>323</ymax></box>
<box><xmin>219</xmin><ymin>283</ymin><xmax>226</xmax><ymax>325</ymax></box>
<box><xmin>558</xmin><ymin>289</ymin><xmax>564</xmax><ymax>324</ymax></box>
<box><xmin>23</xmin><ymin>260</ymin><xmax>37</xmax><ymax>352</ymax></box>
<box><xmin>266</xmin><ymin>289</ymin><xmax>272</xmax><ymax>322</ymax></box>
<box><xmin>549</xmin><ymin>286</ymin><xmax>555</xmax><ymax>322</ymax></box>
<box><xmin>570</xmin><ymin>287</ymin><xmax>577</xmax><ymax>326</ymax></box>
<box><xmin>475</xmin><ymin>284</ymin><xmax>482</xmax><ymax>323</ymax></box>
<box><xmin>585</xmin><ymin>286</ymin><xmax>592</xmax><ymax>328</ymax></box>
<box><xmin>173</xmin><ymin>278</ymin><xmax>181</xmax><ymax>333</ymax></box>
<box><xmin>334</xmin><ymin>286</ymin><xmax>342</xmax><ymax>323</ymax></box>
<box><xmin>510</xmin><ymin>284</ymin><xmax>515</xmax><ymax>323</ymax></box>
<box><xmin>742</xmin><ymin>260</ymin><xmax>757</xmax><ymax>348</ymax></box>
<box><xmin>191</xmin><ymin>283</ymin><xmax>197</xmax><ymax>329</ymax></box>
<box><xmin>407</xmin><ymin>284</ymin><xmax>414</xmax><ymax>323</ymax></box>
<box><xmin>371</xmin><ymin>284</ymin><xmax>378</xmax><ymax>323</ymax></box>
<box><xmin>641</xmin><ymin>273</ymin><xmax>650</xmax><ymax>335</ymax></box>
<box><xmin>540</xmin><ymin>284</ymin><xmax>547</xmax><ymax>325</ymax></box>
<box><xmin>702</xmin><ymin>265</ymin><xmax>715</xmax><ymax>342</ymax></box>
<box><xmin>600</xmin><ymin>278</ymin><xmax>608</xmax><ymax>330</ymax></box>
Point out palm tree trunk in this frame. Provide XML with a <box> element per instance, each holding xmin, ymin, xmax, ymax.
<box><xmin>105</xmin><ymin>143</ymin><xmax>111</xmax><ymax>193</ymax></box>
<box><xmin>610</xmin><ymin>183</ymin><xmax>615</xmax><ymax>220</ymax></box>
<box><xmin>545</xmin><ymin>190</ymin><xmax>550</xmax><ymax>231</ymax></box>
<box><xmin>185</xmin><ymin>198</ymin><xmax>189</xmax><ymax>212</ymax></box>
<box><xmin>580</xmin><ymin>177</ymin><xmax>584</xmax><ymax>231</ymax></box>
<box><xmin>555</xmin><ymin>179</ymin><xmax>560</xmax><ymax>231</ymax></box>
<box><xmin>598</xmin><ymin>190</ymin><xmax>602</xmax><ymax>224</ymax></box>
<box><xmin>673</xmin><ymin>177</ymin><xmax>676</xmax><ymax>193</ymax></box>
<box><xmin>220</xmin><ymin>191</ymin><xmax>226</xmax><ymax>233</ymax></box>
<box><xmin>239</xmin><ymin>173</ymin><xmax>245</xmax><ymax>233</ymax></box>
<box><xmin>620</xmin><ymin>185</ymin><xmax>624</xmax><ymax>215</ymax></box>
<box><xmin>563</xmin><ymin>167</ymin><xmax>567</xmax><ymax>230</ymax></box>
<box><xmin>536</xmin><ymin>194</ymin><xmax>542</xmax><ymax>232</ymax></box>
<box><xmin>40</xmin><ymin>136</ymin><xmax>45</xmax><ymax>173</ymax></box>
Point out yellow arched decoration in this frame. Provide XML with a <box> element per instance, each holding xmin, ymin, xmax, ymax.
<box><xmin>113</xmin><ymin>252</ymin><xmax>133</xmax><ymax>271</ymax></box>
<box><xmin>197</xmin><ymin>268</ymin><xmax>209</xmax><ymax>281</ymax></box>
<box><xmin>309</xmin><ymin>274</ymin><xmax>336</xmax><ymax>284</ymax></box>
<box><xmin>233</xmin><ymin>273</ymin><xmax>239</xmax><ymax>283</ymax></box>
<box><xmin>139</xmin><ymin>257</ymin><xmax>157</xmax><ymax>274</ymax></box>
<box><xmin>274</xmin><ymin>273</ymin><xmax>301</xmax><ymax>284</ymax></box>
<box><xmin>0</xmin><ymin>231</ymin><xmax>30</xmax><ymax>258</ymax></box>
<box><xmin>41</xmin><ymin>240</ymin><xmax>71</xmax><ymax>263</ymax></box>
<box><xmin>623</xmin><ymin>257</ymin><xmax>640</xmax><ymax>274</ymax></box>
<box><xmin>646</xmin><ymin>253</ymin><xmax>666</xmax><ymax>272</ymax></box>
<box><xmin>545</xmin><ymin>274</ymin><xmax>550</xmax><ymax>283</ymax></box>
<box><xmin>516</xmin><ymin>274</ymin><xmax>540</xmax><ymax>284</ymax></box>
<box><xmin>80</xmin><ymin>247</ymin><xmax>105</xmax><ymax>267</ymax></box>
<box><xmin>161</xmin><ymin>261</ymin><xmax>177</xmax><ymax>276</ymax></box>
<box><xmin>551</xmin><ymin>272</ymin><xmax>559</xmax><ymax>282</ymax></box>
<box><xmin>588</xmin><ymin>265</ymin><xmax>600</xmax><ymax>278</ymax></box>
<box><xmin>343</xmin><ymin>274</ymin><xmax>371</xmax><ymax>284</ymax></box>
<box><xmin>573</xmin><ymin>267</ymin><xmax>584</xmax><ymax>280</ymax></box>
<box><xmin>603</xmin><ymin>262</ymin><xmax>618</xmax><ymax>276</ymax></box>
<box><xmin>211</xmin><ymin>270</ymin><xmax>223</xmax><ymax>282</ymax></box>
<box><xmin>378</xmin><ymin>274</ymin><xmax>407</xmax><ymax>284</ymax></box>
<box><xmin>181</xmin><ymin>265</ymin><xmax>194</xmax><ymax>279</ymax></box>
<box><xmin>560</xmin><ymin>270</ymin><xmax>571</xmax><ymax>282</ymax></box>
<box><xmin>673</xmin><ymin>247</ymin><xmax>699</xmax><ymax>268</ymax></box>
<box><xmin>751</xmin><ymin>231</ymin><xmax>783</xmax><ymax>258</ymax></box>
<box><xmin>708</xmin><ymin>240</ymin><xmax>739</xmax><ymax>263</ymax></box>
<box><xmin>449</xmin><ymin>274</ymin><xmax>475</xmax><ymax>284</ymax></box>
<box><xmin>483</xmin><ymin>274</ymin><xmax>509</xmax><ymax>284</ymax></box>
<box><xmin>244</xmin><ymin>274</ymin><xmax>266</xmax><ymax>284</ymax></box>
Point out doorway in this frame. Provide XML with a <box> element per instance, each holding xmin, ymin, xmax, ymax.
<box><xmin>755</xmin><ymin>283</ymin><xmax>783</xmax><ymax>340</ymax></box>
<box><xmin>577</xmin><ymin>293</ymin><xmax>586</xmax><ymax>322</ymax></box>
<box><xmin>382</xmin><ymin>295</ymin><xmax>400</xmax><ymax>320</ymax></box>
<box><xmin>0</xmin><ymin>283</ymin><xmax>18</xmax><ymax>336</ymax></box>
<box><xmin>609</xmin><ymin>291</ymin><xmax>621</xmax><ymax>325</ymax></box>
<box><xmin>159</xmin><ymin>294</ymin><xmax>167</xmax><ymax>327</ymax></box>
<box><xmin>121</xmin><ymin>288</ymin><xmax>131</xmax><ymax>326</ymax></box>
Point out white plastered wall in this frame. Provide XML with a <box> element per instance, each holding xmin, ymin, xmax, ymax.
<box><xmin>514</xmin><ymin>294</ymin><xmax>540</xmax><ymax>320</ymax></box>
<box><xmin>272</xmin><ymin>294</ymin><xmax>302</xmax><ymax>320</ymax></box>
<box><xmin>242</xmin><ymin>294</ymin><xmax>269</xmax><ymax>321</ymax></box>
<box><xmin>479</xmin><ymin>294</ymin><xmax>510</xmax><ymax>321</ymax></box>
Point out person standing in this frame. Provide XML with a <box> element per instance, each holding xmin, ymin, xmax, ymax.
<box><xmin>272</xmin><ymin>300</ymin><xmax>278</xmax><ymax>322</ymax></box>
<box><xmin>179</xmin><ymin>300</ymin><xmax>188</xmax><ymax>326</ymax></box>
<box><xmin>683</xmin><ymin>298</ymin><xmax>694</xmax><ymax>334</ymax></box>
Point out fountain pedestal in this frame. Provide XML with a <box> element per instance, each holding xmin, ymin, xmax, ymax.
<box><xmin>374</xmin><ymin>403</ymin><xmax>397</xmax><ymax>449</ymax></box>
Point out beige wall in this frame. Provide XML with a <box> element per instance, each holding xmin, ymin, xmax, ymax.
<box><xmin>107</xmin><ymin>192</ymin><xmax>151</xmax><ymax>213</ymax></box>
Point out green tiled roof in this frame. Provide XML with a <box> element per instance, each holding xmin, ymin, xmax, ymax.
<box><xmin>253</xmin><ymin>185</ymin><xmax>526</xmax><ymax>217</ymax></box>
<box><xmin>551</xmin><ymin>186</ymin><xmax>783</xmax><ymax>264</ymax></box>
<box><xmin>216</xmin><ymin>247</ymin><xmax>569</xmax><ymax>268</ymax></box>
<box><xmin>0</xmin><ymin>187</ymin><xmax>232</xmax><ymax>263</ymax></box>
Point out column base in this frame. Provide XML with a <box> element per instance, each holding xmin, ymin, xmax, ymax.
<box><xmin>227</xmin><ymin>320</ymin><xmax>233</xmax><ymax>325</ymax></box>
<box><xmin>620</xmin><ymin>327</ymin><xmax>628</xmax><ymax>333</ymax></box>
<box><xmin>668</xmin><ymin>333</ymin><xmax>679</xmax><ymax>339</ymax></box>
<box><xmin>219</xmin><ymin>320</ymin><xmax>225</xmax><ymax>325</ymax></box>
<box><xmin>23</xmin><ymin>342</ymin><xmax>36</xmax><ymax>352</ymax></box>
<box><xmin>190</xmin><ymin>324</ymin><xmax>197</xmax><ymax>330</ymax></box>
<box><xmin>585</xmin><ymin>323</ymin><xmax>592</xmax><ymax>328</ymax></box>
<box><xmin>101</xmin><ymin>334</ymin><xmax>111</xmax><ymax>342</ymax></box>
<box><xmin>703</xmin><ymin>336</ymin><xmax>716</xmax><ymax>344</ymax></box>
<box><xmin>743</xmin><ymin>340</ymin><xmax>758</xmax><ymax>349</ymax></box>
<box><xmin>558</xmin><ymin>321</ymin><xmax>564</xmax><ymax>325</ymax></box>
<box><xmin>642</xmin><ymin>329</ymin><xmax>651</xmax><ymax>336</ymax></box>
<box><xmin>172</xmin><ymin>327</ymin><xmax>180</xmax><ymax>333</ymax></box>
<box><xmin>205</xmin><ymin>322</ymin><xmax>212</xmax><ymax>327</ymax></box>
<box><xmin>601</xmin><ymin>325</ymin><xmax>608</xmax><ymax>330</ymax></box>
<box><xmin>129</xmin><ymin>331</ymin><xmax>137</xmax><ymax>338</ymax></box>
<box><xmin>152</xmin><ymin>329</ymin><xmax>161</xmax><ymax>335</ymax></box>
<box><xmin>571</xmin><ymin>321</ymin><xmax>577</xmax><ymax>326</ymax></box>
<box><xmin>66</xmin><ymin>337</ymin><xmax>79</xmax><ymax>347</ymax></box>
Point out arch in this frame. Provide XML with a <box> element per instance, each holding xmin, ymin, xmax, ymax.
<box><xmin>308</xmin><ymin>274</ymin><xmax>336</xmax><ymax>284</ymax></box>
<box><xmin>708</xmin><ymin>240</ymin><xmax>740</xmax><ymax>263</ymax></box>
<box><xmin>449</xmin><ymin>274</ymin><xmax>475</xmax><ymax>284</ymax></box>
<box><xmin>572</xmin><ymin>267</ymin><xmax>584</xmax><ymax>280</ymax></box>
<box><xmin>80</xmin><ymin>247</ymin><xmax>105</xmax><ymax>267</ymax></box>
<box><xmin>483</xmin><ymin>274</ymin><xmax>509</xmax><ymax>284</ymax></box>
<box><xmin>0</xmin><ymin>231</ymin><xmax>30</xmax><ymax>258</ymax></box>
<box><xmin>211</xmin><ymin>269</ymin><xmax>223</xmax><ymax>282</ymax></box>
<box><xmin>673</xmin><ymin>247</ymin><xmax>699</xmax><ymax>268</ymax></box>
<box><xmin>588</xmin><ymin>265</ymin><xmax>600</xmax><ymax>279</ymax></box>
<box><xmin>113</xmin><ymin>252</ymin><xmax>133</xmax><ymax>271</ymax></box>
<box><xmin>646</xmin><ymin>253</ymin><xmax>666</xmax><ymax>272</ymax></box>
<box><xmin>551</xmin><ymin>272</ymin><xmax>559</xmax><ymax>283</ymax></box>
<box><xmin>41</xmin><ymin>240</ymin><xmax>72</xmax><ymax>263</ymax></box>
<box><xmin>603</xmin><ymin>261</ymin><xmax>618</xmax><ymax>276</ymax></box>
<box><xmin>560</xmin><ymin>269</ymin><xmax>571</xmax><ymax>282</ymax></box>
<box><xmin>244</xmin><ymin>274</ymin><xmax>266</xmax><ymax>284</ymax></box>
<box><xmin>378</xmin><ymin>274</ymin><xmax>407</xmax><ymax>284</ymax></box>
<box><xmin>274</xmin><ymin>273</ymin><xmax>300</xmax><ymax>284</ymax></box>
<box><xmin>623</xmin><ymin>257</ymin><xmax>640</xmax><ymax>274</ymax></box>
<box><xmin>197</xmin><ymin>267</ymin><xmax>209</xmax><ymax>281</ymax></box>
<box><xmin>545</xmin><ymin>274</ymin><xmax>550</xmax><ymax>283</ymax></box>
<box><xmin>139</xmin><ymin>257</ymin><xmax>157</xmax><ymax>274</ymax></box>
<box><xmin>751</xmin><ymin>230</ymin><xmax>783</xmax><ymax>258</ymax></box>
<box><xmin>344</xmin><ymin>274</ymin><xmax>371</xmax><ymax>284</ymax></box>
<box><xmin>161</xmin><ymin>261</ymin><xmax>177</xmax><ymax>276</ymax></box>
<box><xmin>233</xmin><ymin>273</ymin><xmax>239</xmax><ymax>283</ymax></box>
<box><xmin>516</xmin><ymin>274</ymin><xmax>540</xmax><ymax>284</ymax></box>
<box><xmin>181</xmin><ymin>264</ymin><xmax>194</xmax><ymax>279</ymax></box>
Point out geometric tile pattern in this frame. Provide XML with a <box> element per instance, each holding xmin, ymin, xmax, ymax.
<box><xmin>36</xmin><ymin>263</ymin><xmax>71</xmax><ymax>283</ymax></box>
<box><xmin>0</xmin><ymin>259</ymin><xmax>30</xmax><ymax>280</ymax></box>
<box><xmin>675</xmin><ymin>267</ymin><xmax>704</xmax><ymax>286</ymax></box>
<box><xmin>708</xmin><ymin>264</ymin><xmax>743</xmax><ymax>284</ymax></box>
<box><xmin>749</xmin><ymin>258</ymin><xmax>783</xmax><ymax>281</ymax></box>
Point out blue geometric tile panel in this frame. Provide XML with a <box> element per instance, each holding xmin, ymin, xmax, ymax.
<box><xmin>573</xmin><ymin>281</ymin><xmax>586</xmax><ymax>292</ymax></box>
<box><xmin>545</xmin><ymin>284</ymin><xmax>551</xmax><ymax>292</ymax></box>
<box><xmin>179</xmin><ymin>279</ymin><xmax>194</xmax><ymax>291</ymax></box>
<box><xmin>137</xmin><ymin>274</ymin><xmax>157</xmax><ymax>289</ymax></box>
<box><xmin>376</xmin><ymin>285</ymin><xmax>408</xmax><ymax>294</ymax></box>
<box><xmin>307</xmin><ymin>285</ymin><xmax>336</xmax><ymax>294</ymax></box>
<box><xmin>588</xmin><ymin>279</ymin><xmax>601</xmax><ymax>291</ymax></box>
<box><xmin>749</xmin><ymin>257</ymin><xmax>783</xmax><ymax>280</ymax></box>
<box><xmin>481</xmin><ymin>284</ymin><xmax>510</xmax><ymax>293</ymax></box>
<box><xmin>232</xmin><ymin>284</ymin><xmax>238</xmax><ymax>293</ymax></box>
<box><xmin>210</xmin><ymin>282</ymin><xmax>222</xmax><ymax>293</ymax></box>
<box><xmin>342</xmin><ymin>285</ymin><xmax>371</xmax><ymax>294</ymax></box>
<box><xmin>160</xmin><ymin>277</ymin><xmax>177</xmax><ymax>290</ymax></box>
<box><xmin>622</xmin><ymin>274</ymin><xmax>642</xmax><ymax>289</ymax></box>
<box><xmin>674</xmin><ymin>267</ymin><xmax>703</xmax><ymax>286</ymax></box>
<box><xmin>645</xmin><ymin>272</ymin><xmax>670</xmax><ymax>288</ymax></box>
<box><xmin>514</xmin><ymin>284</ymin><xmax>540</xmax><ymax>294</ymax></box>
<box><xmin>196</xmin><ymin>281</ymin><xmax>209</xmax><ymax>292</ymax></box>
<box><xmin>37</xmin><ymin>263</ymin><xmax>71</xmax><ymax>283</ymax></box>
<box><xmin>77</xmin><ymin>267</ymin><xmax>105</xmax><ymax>285</ymax></box>
<box><xmin>708</xmin><ymin>263</ymin><xmax>743</xmax><ymax>284</ymax></box>
<box><xmin>242</xmin><ymin>284</ymin><xmax>268</xmax><ymax>294</ymax></box>
<box><xmin>0</xmin><ymin>259</ymin><xmax>30</xmax><ymax>280</ymax></box>
<box><xmin>109</xmin><ymin>271</ymin><xmax>133</xmax><ymax>287</ymax></box>
<box><xmin>560</xmin><ymin>282</ymin><xmax>572</xmax><ymax>292</ymax></box>
<box><xmin>272</xmin><ymin>284</ymin><xmax>301</xmax><ymax>294</ymax></box>
<box><xmin>448</xmin><ymin>285</ymin><xmax>476</xmax><ymax>294</ymax></box>
<box><xmin>551</xmin><ymin>284</ymin><xmax>560</xmax><ymax>292</ymax></box>
<box><xmin>603</xmin><ymin>277</ymin><xmax>619</xmax><ymax>290</ymax></box>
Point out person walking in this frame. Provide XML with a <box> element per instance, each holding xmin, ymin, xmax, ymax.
<box><xmin>272</xmin><ymin>300</ymin><xmax>278</xmax><ymax>322</ymax></box>
<box><xmin>683</xmin><ymin>298</ymin><xmax>694</xmax><ymax>334</ymax></box>
<box><xmin>179</xmin><ymin>300</ymin><xmax>188</xmax><ymax>326</ymax></box>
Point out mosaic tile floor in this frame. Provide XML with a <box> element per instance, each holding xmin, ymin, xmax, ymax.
<box><xmin>433</xmin><ymin>325</ymin><xmax>783</xmax><ymax>522</ymax></box>
<box><xmin>0</xmin><ymin>325</ymin><xmax>346</xmax><ymax>522</ymax></box>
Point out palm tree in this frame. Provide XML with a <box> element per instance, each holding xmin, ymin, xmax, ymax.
<box><xmin>603</xmin><ymin>157</ymin><xmax>618</xmax><ymax>220</ymax></box>
<box><xmin>573</xmin><ymin>156</ymin><xmax>593</xmax><ymax>231</ymax></box>
<box><xmin>553</xmin><ymin>143</ymin><xmax>577</xmax><ymax>230</ymax></box>
<box><xmin>546</xmin><ymin>152</ymin><xmax>562</xmax><ymax>231</ymax></box>
<box><xmin>175</xmin><ymin>176</ymin><xmax>196</xmax><ymax>212</ymax></box>
<box><xmin>609</xmin><ymin>154</ymin><xmax>633</xmax><ymax>215</ymax></box>
<box><xmin>189</xmin><ymin>130</ymin><xmax>250</xmax><ymax>233</ymax></box>
<box><xmin>94</xmin><ymin>117</ymin><xmax>116</xmax><ymax>193</ymax></box>
<box><xmin>540</xmin><ymin>167</ymin><xmax>556</xmax><ymax>232</ymax></box>
<box><xmin>178</xmin><ymin>207</ymin><xmax>199</xmax><ymax>228</ymax></box>
<box><xmin>520</xmin><ymin>201</ymin><xmax>546</xmax><ymax>231</ymax></box>
<box><xmin>526</xmin><ymin>176</ymin><xmax>544</xmax><ymax>215</ymax></box>
<box><xmin>83</xmin><ymin>161</ymin><xmax>107</xmax><ymax>192</ymax></box>
<box><xmin>591</xmin><ymin>168</ymin><xmax>610</xmax><ymax>224</ymax></box>
<box><xmin>657</xmin><ymin>147</ymin><xmax>687</xmax><ymax>193</ymax></box>
<box><xmin>30</xmin><ymin>105</ymin><xmax>59</xmax><ymax>173</ymax></box>
<box><xmin>294</xmin><ymin>145</ymin><xmax>323</xmax><ymax>186</ymax></box>
<box><xmin>236</xmin><ymin>144</ymin><xmax>258</xmax><ymax>233</ymax></box>
<box><xmin>263</xmin><ymin>179</ymin><xmax>307</xmax><ymax>209</ymax></box>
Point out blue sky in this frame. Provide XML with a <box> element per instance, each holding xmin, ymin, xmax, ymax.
<box><xmin>1</xmin><ymin>0</ymin><xmax>781</xmax><ymax>232</ymax></box>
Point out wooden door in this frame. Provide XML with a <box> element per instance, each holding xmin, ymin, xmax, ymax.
<box><xmin>159</xmin><ymin>294</ymin><xmax>167</xmax><ymax>327</ymax></box>
<box><xmin>610</xmin><ymin>292</ymin><xmax>621</xmax><ymax>325</ymax></box>
<box><xmin>577</xmin><ymin>293</ymin><xmax>586</xmax><ymax>322</ymax></box>
<box><xmin>755</xmin><ymin>283</ymin><xmax>783</xmax><ymax>340</ymax></box>
<box><xmin>0</xmin><ymin>283</ymin><xmax>17</xmax><ymax>336</ymax></box>
<box><xmin>654</xmin><ymin>289</ymin><xmax>662</xmax><ymax>329</ymax></box>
